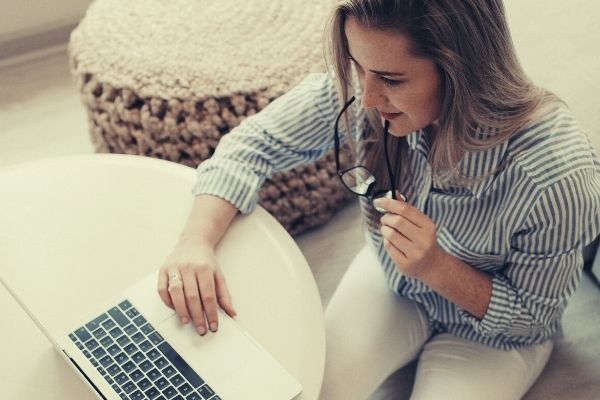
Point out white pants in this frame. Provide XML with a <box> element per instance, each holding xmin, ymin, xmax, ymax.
<box><xmin>319</xmin><ymin>245</ymin><xmax>553</xmax><ymax>400</ymax></box>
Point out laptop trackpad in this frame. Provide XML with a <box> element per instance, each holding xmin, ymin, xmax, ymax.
<box><xmin>156</xmin><ymin>310</ymin><xmax>254</xmax><ymax>385</ymax></box>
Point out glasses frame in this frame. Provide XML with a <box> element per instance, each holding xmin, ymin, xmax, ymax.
<box><xmin>333</xmin><ymin>96</ymin><xmax>399</xmax><ymax>202</ymax></box>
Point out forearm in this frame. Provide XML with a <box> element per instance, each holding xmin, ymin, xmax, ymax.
<box><xmin>178</xmin><ymin>194</ymin><xmax>239</xmax><ymax>248</ymax></box>
<box><xmin>421</xmin><ymin>250</ymin><xmax>492</xmax><ymax>319</ymax></box>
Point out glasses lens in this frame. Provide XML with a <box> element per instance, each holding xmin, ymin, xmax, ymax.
<box><xmin>341</xmin><ymin>166</ymin><xmax>375</xmax><ymax>195</ymax></box>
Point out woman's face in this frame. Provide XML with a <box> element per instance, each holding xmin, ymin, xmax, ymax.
<box><xmin>344</xmin><ymin>17</ymin><xmax>442</xmax><ymax>137</ymax></box>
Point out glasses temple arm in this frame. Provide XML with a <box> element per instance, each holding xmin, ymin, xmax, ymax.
<box><xmin>383</xmin><ymin>120</ymin><xmax>397</xmax><ymax>200</ymax></box>
<box><xmin>333</xmin><ymin>96</ymin><xmax>356</xmax><ymax>172</ymax></box>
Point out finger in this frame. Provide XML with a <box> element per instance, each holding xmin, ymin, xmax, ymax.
<box><xmin>383</xmin><ymin>237</ymin><xmax>409</xmax><ymax>263</ymax></box>
<box><xmin>197</xmin><ymin>268</ymin><xmax>219</xmax><ymax>332</ymax></box>
<box><xmin>380</xmin><ymin>213</ymin><xmax>420</xmax><ymax>238</ymax></box>
<box><xmin>381</xmin><ymin>225</ymin><xmax>414</xmax><ymax>256</ymax></box>
<box><xmin>157</xmin><ymin>269</ymin><xmax>174</xmax><ymax>309</ymax></box>
<box><xmin>375</xmin><ymin>199</ymin><xmax>425</xmax><ymax>228</ymax></box>
<box><xmin>167</xmin><ymin>270</ymin><xmax>191</xmax><ymax>324</ymax></box>
<box><xmin>180</xmin><ymin>267</ymin><xmax>207</xmax><ymax>335</ymax></box>
<box><xmin>214</xmin><ymin>268</ymin><xmax>237</xmax><ymax>318</ymax></box>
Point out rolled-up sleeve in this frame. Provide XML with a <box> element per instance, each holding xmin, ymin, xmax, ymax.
<box><xmin>191</xmin><ymin>72</ymin><xmax>354</xmax><ymax>214</ymax></box>
<box><xmin>460</xmin><ymin>167</ymin><xmax>600</xmax><ymax>338</ymax></box>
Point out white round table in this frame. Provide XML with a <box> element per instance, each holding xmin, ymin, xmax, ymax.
<box><xmin>0</xmin><ymin>154</ymin><xmax>325</xmax><ymax>400</ymax></box>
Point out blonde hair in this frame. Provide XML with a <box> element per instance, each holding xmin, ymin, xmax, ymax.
<box><xmin>326</xmin><ymin>0</ymin><xmax>563</xmax><ymax>206</ymax></box>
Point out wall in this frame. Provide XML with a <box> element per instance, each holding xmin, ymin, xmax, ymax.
<box><xmin>0</xmin><ymin>0</ymin><xmax>92</xmax><ymax>40</ymax></box>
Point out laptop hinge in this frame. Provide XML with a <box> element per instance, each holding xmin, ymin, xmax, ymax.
<box><xmin>62</xmin><ymin>350</ymin><xmax>107</xmax><ymax>400</ymax></box>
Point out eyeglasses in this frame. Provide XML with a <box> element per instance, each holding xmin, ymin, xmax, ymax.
<box><xmin>333</xmin><ymin>96</ymin><xmax>405</xmax><ymax>208</ymax></box>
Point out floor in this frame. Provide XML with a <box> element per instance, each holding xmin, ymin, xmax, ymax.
<box><xmin>1</xmin><ymin>1</ymin><xmax>599</xmax><ymax>397</ymax></box>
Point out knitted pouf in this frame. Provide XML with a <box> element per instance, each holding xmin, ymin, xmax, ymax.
<box><xmin>68</xmin><ymin>0</ymin><xmax>355</xmax><ymax>236</ymax></box>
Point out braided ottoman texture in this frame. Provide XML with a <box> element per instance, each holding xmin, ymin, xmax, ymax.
<box><xmin>68</xmin><ymin>0</ymin><xmax>355</xmax><ymax>235</ymax></box>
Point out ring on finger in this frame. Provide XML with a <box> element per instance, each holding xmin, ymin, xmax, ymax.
<box><xmin>168</xmin><ymin>271</ymin><xmax>183</xmax><ymax>288</ymax></box>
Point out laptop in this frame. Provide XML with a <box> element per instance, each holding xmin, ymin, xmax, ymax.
<box><xmin>3</xmin><ymin>269</ymin><xmax>302</xmax><ymax>400</ymax></box>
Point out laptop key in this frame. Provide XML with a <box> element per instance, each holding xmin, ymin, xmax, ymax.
<box><xmin>92</xmin><ymin>328</ymin><xmax>107</xmax><ymax>339</ymax></box>
<box><xmin>122</xmin><ymin>381</ymin><xmax>136</xmax><ymax>394</ymax></box>
<box><xmin>92</xmin><ymin>347</ymin><xmax>106</xmax><ymax>359</ymax></box>
<box><xmin>139</xmin><ymin>360</ymin><xmax>153</xmax><ymax>372</ymax></box>
<box><xmin>99</xmin><ymin>355</ymin><xmax>113</xmax><ymax>367</ymax></box>
<box><xmin>162</xmin><ymin>386</ymin><xmax>177</xmax><ymax>399</ymax></box>
<box><xmin>147</xmin><ymin>348</ymin><xmax>161</xmax><ymax>360</ymax></box>
<box><xmin>147</xmin><ymin>368</ymin><xmax>162</xmax><ymax>381</ymax></box>
<box><xmin>90</xmin><ymin>358</ymin><xmax>99</xmax><ymax>367</ymax></box>
<box><xmin>126</xmin><ymin>308</ymin><xmax>140</xmax><ymax>318</ymax></box>
<box><xmin>122</xmin><ymin>361</ymin><xmax>136</xmax><ymax>373</ymax></box>
<box><xmin>97</xmin><ymin>366</ymin><xmax>106</xmax><ymax>376</ymax></box>
<box><xmin>186</xmin><ymin>393</ymin><xmax>201</xmax><ymax>400</ymax></box>
<box><xmin>133</xmin><ymin>315</ymin><xmax>147</xmax><ymax>327</ymax></box>
<box><xmin>74</xmin><ymin>327</ymin><xmax>92</xmax><ymax>342</ymax></box>
<box><xmin>119</xmin><ymin>300</ymin><xmax>132</xmax><ymax>310</ymax></box>
<box><xmin>102</xmin><ymin>319</ymin><xmax>116</xmax><ymax>330</ymax></box>
<box><xmin>108</xmin><ymin>307</ymin><xmax>130</xmax><ymax>327</ymax></box>
<box><xmin>145</xmin><ymin>387</ymin><xmax>161</xmax><ymax>399</ymax></box>
<box><xmin>148</xmin><ymin>331</ymin><xmax>164</xmax><ymax>345</ymax></box>
<box><xmin>157</xmin><ymin>342</ymin><xmax>204</xmax><ymax>388</ymax></box>
<box><xmin>137</xmin><ymin>378</ymin><xmax>152</xmax><ymax>391</ymax></box>
<box><xmin>107</xmin><ymin>364</ymin><xmax>121</xmax><ymax>376</ymax></box>
<box><xmin>132</xmin><ymin>351</ymin><xmax>146</xmax><ymax>364</ymax></box>
<box><xmin>69</xmin><ymin>333</ymin><xmax>77</xmax><ymax>342</ymax></box>
<box><xmin>99</xmin><ymin>336</ymin><xmax>114</xmax><ymax>347</ymax></box>
<box><xmin>109</xmin><ymin>327</ymin><xmax>124</xmax><ymax>338</ymax></box>
<box><xmin>162</xmin><ymin>366</ymin><xmax>176</xmax><ymax>378</ymax></box>
<box><xmin>130</xmin><ymin>390</ymin><xmax>144</xmax><ymax>400</ymax></box>
<box><xmin>85</xmin><ymin>339</ymin><xmax>99</xmax><ymax>350</ymax></box>
<box><xmin>114</xmin><ymin>352</ymin><xmax>129</xmax><ymax>365</ymax></box>
<box><xmin>130</xmin><ymin>369</ymin><xmax>144</xmax><ymax>382</ymax></box>
<box><xmin>83</xmin><ymin>350</ymin><xmax>92</xmax><ymax>359</ymax></box>
<box><xmin>86</xmin><ymin>313</ymin><xmax>109</xmax><ymax>331</ymax></box>
<box><xmin>107</xmin><ymin>344</ymin><xmax>121</xmax><ymax>356</ymax></box>
<box><xmin>124</xmin><ymin>324</ymin><xmax>138</xmax><ymax>336</ymax></box>
<box><xmin>115</xmin><ymin>372</ymin><xmax>129</xmax><ymax>385</ymax></box>
<box><xmin>132</xmin><ymin>332</ymin><xmax>145</xmax><ymax>344</ymax></box>
<box><xmin>178</xmin><ymin>383</ymin><xmax>192</xmax><ymax>395</ymax></box>
<box><xmin>141</xmin><ymin>323</ymin><xmax>155</xmax><ymax>335</ymax></box>
<box><xmin>139</xmin><ymin>340</ymin><xmax>153</xmax><ymax>352</ymax></box>
<box><xmin>112</xmin><ymin>383</ymin><xmax>122</xmax><ymax>393</ymax></box>
<box><xmin>124</xmin><ymin>343</ymin><xmax>138</xmax><ymax>355</ymax></box>
<box><xmin>117</xmin><ymin>335</ymin><xmax>132</xmax><ymax>347</ymax></box>
<box><xmin>75</xmin><ymin>341</ymin><xmax>85</xmax><ymax>350</ymax></box>
<box><xmin>156</xmin><ymin>377</ymin><xmax>169</xmax><ymax>390</ymax></box>
<box><xmin>154</xmin><ymin>357</ymin><xmax>168</xmax><ymax>369</ymax></box>
<box><xmin>198</xmin><ymin>385</ymin><xmax>214</xmax><ymax>399</ymax></box>
<box><xmin>119</xmin><ymin>393</ymin><xmax>129</xmax><ymax>400</ymax></box>
<box><xmin>169</xmin><ymin>374</ymin><xmax>184</xmax><ymax>387</ymax></box>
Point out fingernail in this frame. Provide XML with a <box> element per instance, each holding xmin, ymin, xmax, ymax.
<box><xmin>210</xmin><ymin>322</ymin><xmax>218</xmax><ymax>332</ymax></box>
<box><xmin>197</xmin><ymin>325</ymin><xmax>206</xmax><ymax>335</ymax></box>
<box><xmin>181</xmin><ymin>317</ymin><xmax>189</xmax><ymax>324</ymax></box>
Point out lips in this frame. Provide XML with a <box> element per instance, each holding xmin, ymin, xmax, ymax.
<box><xmin>380</xmin><ymin>111</ymin><xmax>403</xmax><ymax>120</ymax></box>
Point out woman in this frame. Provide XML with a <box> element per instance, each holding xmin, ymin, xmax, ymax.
<box><xmin>157</xmin><ymin>1</ymin><xmax>600</xmax><ymax>398</ymax></box>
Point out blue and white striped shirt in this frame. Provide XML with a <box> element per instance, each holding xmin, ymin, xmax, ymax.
<box><xmin>193</xmin><ymin>72</ymin><xmax>600</xmax><ymax>350</ymax></box>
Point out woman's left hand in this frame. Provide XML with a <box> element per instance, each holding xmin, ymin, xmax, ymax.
<box><xmin>373</xmin><ymin>194</ymin><xmax>446</xmax><ymax>281</ymax></box>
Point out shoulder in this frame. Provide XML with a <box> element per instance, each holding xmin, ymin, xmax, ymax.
<box><xmin>506</xmin><ymin>104</ymin><xmax>600</xmax><ymax>189</ymax></box>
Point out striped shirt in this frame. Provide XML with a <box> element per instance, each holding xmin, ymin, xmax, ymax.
<box><xmin>192</xmin><ymin>72</ymin><xmax>600</xmax><ymax>350</ymax></box>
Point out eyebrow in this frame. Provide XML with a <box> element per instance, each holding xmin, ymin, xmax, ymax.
<box><xmin>348</xmin><ymin>54</ymin><xmax>406</xmax><ymax>77</ymax></box>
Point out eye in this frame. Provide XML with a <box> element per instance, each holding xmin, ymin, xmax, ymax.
<box><xmin>379</xmin><ymin>76</ymin><xmax>404</xmax><ymax>87</ymax></box>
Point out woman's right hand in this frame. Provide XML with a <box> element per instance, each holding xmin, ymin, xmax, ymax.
<box><xmin>157</xmin><ymin>238</ymin><xmax>237</xmax><ymax>335</ymax></box>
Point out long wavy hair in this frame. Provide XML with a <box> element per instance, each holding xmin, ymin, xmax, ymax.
<box><xmin>325</xmin><ymin>0</ymin><xmax>563</xmax><ymax>231</ymax></box>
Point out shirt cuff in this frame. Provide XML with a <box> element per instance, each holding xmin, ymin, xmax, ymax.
<box><xmin>457</xmin><ymin>273</ymin><xmax>517</xmax><ymax>337</ymax></box>
<box><xmin>191</xmin><ymin>161</ymin><xmax>265</xmax><ymax>215</ymax></box>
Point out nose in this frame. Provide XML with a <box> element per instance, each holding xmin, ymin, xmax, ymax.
<box><xmin>360</xmin><ymin>73</ymin><xmax>386</xmax><ymax>110</ymax></box>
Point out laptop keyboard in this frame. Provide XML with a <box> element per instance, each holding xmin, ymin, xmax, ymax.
<box><xmin>68</xmin><ymin>299</ymin><xmax>222</xmax><ymax>400</ymax></box>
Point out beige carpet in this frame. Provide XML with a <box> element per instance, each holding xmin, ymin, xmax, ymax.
<box><xmin>1</xmin><ymin>1</ymin><xmax>599</xmax><ymax>398</ymax></box>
